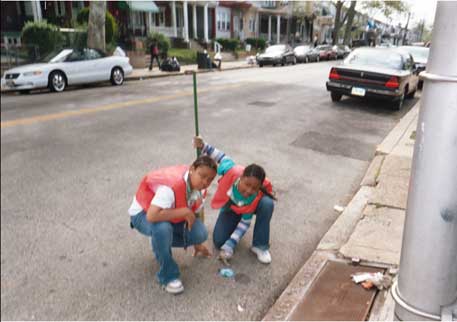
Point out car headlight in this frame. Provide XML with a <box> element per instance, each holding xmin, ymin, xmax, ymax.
<box><xmin>23</xmin><ymin>71</ymin><xmax>43</xmax><ymax>77</ymax></box>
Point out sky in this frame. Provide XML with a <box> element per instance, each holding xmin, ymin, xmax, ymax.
<box><xmin>355</xmin><ymin>0</ymin><xmax>438</xmax><ymax>28</ymax></box>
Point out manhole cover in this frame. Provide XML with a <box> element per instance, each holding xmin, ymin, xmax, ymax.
<box><xmin>289</xmin><ymin>261</ymin><xmax>384</xmax><ymax>321</ymax></box>
<box><xmin>291</xmin><ymin>131</ymin><xmax>375</xmax><ymax>161</ymax></box>
<box><xmin>248</xmin><ymin>101</ymin><xmax>276</xmax><ymax>107</ymax></box>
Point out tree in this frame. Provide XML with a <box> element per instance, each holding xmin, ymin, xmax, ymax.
<box><xmin>87</xmin><ymin>1</ymin><xmax>106</xmax><ymax>51</ymax></box>
<box><xmin>331</xmin><ymin>0</ymin><xmax>355</xmax><ymax>45</ymax></box>
<box><xmin>343</xmin><ymin>1</ymin><xmax>357</xmax><ymax>45</ymax></box>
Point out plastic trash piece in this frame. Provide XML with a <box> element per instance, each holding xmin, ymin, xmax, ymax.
<box><xmin>219</xmin><ymin>268</ymin><xmax>235</xmax><ymax>278</ymax></box>
<box><xmin>334</xmin><ymin>205</ymin><xmax>345</xmax><ymax>212</ymax></box>
<box><xmin>237</xmin><ymin>304</ymin><xmax>245</xmax><ymax>312</ymax></box>
<box><xmin>351</xmin><ymin>272</ymin><xmax>393</xmax><ymax>290</ymax></box>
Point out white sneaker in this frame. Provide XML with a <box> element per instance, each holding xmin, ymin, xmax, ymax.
<box><xmin>251</xmin><ymin>247</ymin><xmax>272</xmax><ymax>264</ymax></box>
<box><xmin>164</xmin><ymin>279</ymin><xmax>184</xmax><ymax>294</ymax></box>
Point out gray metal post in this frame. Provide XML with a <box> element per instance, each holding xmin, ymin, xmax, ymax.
<box><xmin>392</xmin><ymin>2</ymin><xmax>457</xmax><ymax>320</ymax></box>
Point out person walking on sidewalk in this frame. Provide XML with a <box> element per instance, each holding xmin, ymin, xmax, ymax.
<box><xmin>149</xmin><ymin>41</ymin><xmax>161</xmax><ymax>71</ymax></box>
<box><xmin>193</xmin><ymin>137</ymin><xmax>276</xmax><ymax>264</ymax></box>
<box><xmin>128</xmin><ymin>155</ymin><xmax>217</xmax><ymax>294</ymax></box>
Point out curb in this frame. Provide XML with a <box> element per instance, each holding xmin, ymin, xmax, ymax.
<box><xmin>262</xmin><ymin>101</ymin><xmax>421</xmax><ymax>321</ymax></box>
<box><xmin>125</xmin><ymin>64</ymin><xmax>256</xmax><ymax>82</ymax></box>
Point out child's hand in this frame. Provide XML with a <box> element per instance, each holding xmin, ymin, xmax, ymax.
<box><xmin>193</xmin><ymin>243</ymin><xmax>212</xmax><ymax>258</ymax></box>
<box><xmin>193</xmin><ymin>136</ymin><xmax>204</xmax><ymax>149</ymax></box>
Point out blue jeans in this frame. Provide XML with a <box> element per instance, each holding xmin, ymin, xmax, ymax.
<box><xmin>130</xmin><ymin>211</ymin><xmax>208</xmax><ymax>285</ymax></box>
<box><xmin>213</xmin><ymin>196</ymin><xmax>274</xmax><ymax>251</ymax></box>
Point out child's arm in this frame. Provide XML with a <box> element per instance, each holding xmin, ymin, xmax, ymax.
<box><xmin>193</xmin><ymin>137</ymin><xmax>235</xmax><ymax>175</ymax></box>
<box><xmin>220</xmin><ymin>214</ymin><xmax>253</xmax><ymax>255</ymax></box>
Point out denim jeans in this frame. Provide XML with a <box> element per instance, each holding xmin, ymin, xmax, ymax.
<box><xmin>130</xmin><ymin>211</ymin><xmax>208</xmax><ymax>285</ymax></box>
<box><xmin>213</xmin><ymin>196</ymin><xmax>274</xmax><ymax>251</ymax></box>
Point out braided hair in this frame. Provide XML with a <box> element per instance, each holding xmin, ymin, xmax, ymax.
<box><xmin>243</xmin><ymin>164</ymin><xmax>277</xmax><ymax>200</ymax></box>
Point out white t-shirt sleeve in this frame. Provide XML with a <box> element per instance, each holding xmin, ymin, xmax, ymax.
<box><xmin>150</xmin><ymin>185</ymin><xmax>175</xmax><ymax>209</ymax></box>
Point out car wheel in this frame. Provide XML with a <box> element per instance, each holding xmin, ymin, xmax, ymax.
<box><xmin>281</xmin><ymin>58</ymin><xmax>285</xmax><ymax>66</ymax></box>
<box><xmin>292</xmin><ymin>57</ymin><xmax>296</xmax><ymax>65</ymax></box>
<box><xmin>49</xmin><ymin>71</ymin><xmax>66</xmax><ymax>92</ymax></box>
<box><xmin>305</xmin><ymin>56</ymin><xmax>309</xmax><ymax>63</ymax></box>
<box><xmin>406</xmin><ymin>88</ymin><xmax>416</xmax><ymax>99</ymax></box>
<box><xmin>331</xmin><ymin>92</ymin><xmax>343</xmax><ymax>102</ymax></box>
<box><xmin>317</xmin><ymin>56</ymin><xmax>320</xmax><ymax>62</ymax></box>
<box><xmin>111</xmin><ymin>67</ymin><xmax>124</xmax><ymax>86</ymax></box>
<box><xmin>394</xmin><ymin>91</ymin><xmax>406</xmax><ymax>111</ymax></box>
<box><xmin>259</xmin><ymin>63</ymin><xmax>263</xmax><ymax>68</ymax></box>
<box><xmin>19</xmin><ymin>90</ymin><xmax>30</xmax><ymax>95</ymax></box>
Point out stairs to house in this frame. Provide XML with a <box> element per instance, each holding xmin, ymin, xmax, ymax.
<box><xmin>189</xmin><ymin>39</ymin><xmax>205</xmax><ymax>51</ymax></box>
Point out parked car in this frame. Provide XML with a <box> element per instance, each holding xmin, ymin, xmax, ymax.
<box><xmin>314</xmin><ymin>45</ymin><xmax>337</xmax><ymax>60</ymax></box>
<box><xmin>257</xmin><ymin>44</ymin><xmax>296</xmax><ymax>67</ymax></box>
<box><xmin>1</xmin><ymin>47</ymin><xmax>132</xmax><ymax>93</ymax></box>
<box><xmin>398</xmin><ymin>45</ymin><xmax>429</xmax><ymax>89</ymax></box>
<box><xmin>326</xmin><ymin>47</ymin><xmax>420</xmax><ymax>110</ymax></box>
<box><xmin>332</xmin><ymin>45</ymin><xmax>351</xmax><ymax>59</ymax></box>
<box><xmin>293</xmin><ymin>44</ymin><xmax>315</xmax><ymax>63</ymax></box>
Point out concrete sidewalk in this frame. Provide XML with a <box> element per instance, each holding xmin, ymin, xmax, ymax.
<box><xmin>126</xmin><ymin>59</ymin><xmax>256</xmax><ymax>81</ymax></box>
<box><xmin>263</xmin><ymin>102</ymin><xmax>420</xmax><ymax>321</ymax></box>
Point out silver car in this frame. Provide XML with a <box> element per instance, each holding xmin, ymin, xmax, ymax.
<box><xmin>1</xmin><ymin>47</ymin><xmax>133</xmax><ymax>93</ymax></box>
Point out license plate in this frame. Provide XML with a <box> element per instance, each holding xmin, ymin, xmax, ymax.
<box><xmin>351</xmin><ymin>86</ymin><xmax>366</xmax><ymax>96</ymax></box>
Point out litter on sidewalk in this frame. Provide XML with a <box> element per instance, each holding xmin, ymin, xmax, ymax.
<box><xmin>351</xmin><ymin>271</ymin><xmax>393</xmax><ymax>290</ymax></box>
<box><xmin>333</xmin><ymin>205</ymin><xmax>345</xmax><ymax>212</ymax></box>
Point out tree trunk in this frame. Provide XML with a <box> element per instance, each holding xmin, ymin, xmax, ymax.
<box><xmin>343</xmin><ymin>1</ymin><xmax>357</xmax><ymax>46</ymax></box>
<box><xmin>87</xmin><ymin>1</ymin><xmax>106</xmax><ymax>51</ymax></box>
<box><xmin>332</xmin><ymin>1</ymin><xmax>343</xmax><ymax>45</ymax></box>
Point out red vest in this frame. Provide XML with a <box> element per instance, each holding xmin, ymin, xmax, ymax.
<box><xmin>135</xmin><ymin>165</ymin><xmax>202</xmax><ymax>223</ymax></box>
<box><xmin>211</xmin><ymin>165</ymin><xmax>273</xmax><ymax>215</ymax></box>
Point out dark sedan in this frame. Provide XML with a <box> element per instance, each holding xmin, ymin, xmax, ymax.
<box><xmin>257</xmin><ymin>44</ymin><xmax>296</xmax><ymax>67</ymax></box>
<box><xmin>398</xmin><ymin>46</ymin><xmax>429</xmax><ymax>89</ymax></box>
<box><xmin>326</xmin><ymin>47</ymin><xmax>420</xmax><ymax>110</ymax></box>
<box><xmin>293</xmin><ymin>44</ymin><xmax>319</xmax><ymax>63</ymax></box>
<box><xmin>332</xmin><ymin>44</ymin><xmax>351</xmax><ymax>59</ymax></box>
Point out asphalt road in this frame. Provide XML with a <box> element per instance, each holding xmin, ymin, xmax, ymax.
<box><xmin>0</xmin><ymin>61</ymin><xmax>418</xmax><ymax>320</ymax></box>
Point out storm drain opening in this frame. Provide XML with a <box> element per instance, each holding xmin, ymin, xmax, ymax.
<box><xmin>288</xmin><ymin>260</ymin><xmax>384</xmax><ymax>321</ymax></box>
<box><xmin>248</xmin><ymin>101</ymin><xmax>277</xmax><ymax>107</ymax></box>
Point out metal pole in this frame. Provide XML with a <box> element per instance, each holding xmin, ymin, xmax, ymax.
<box><xmin>392</xmin><ymin>2</ymin><xmax>457</xmax><ymax>320</ymax></box>
<box><xmin>192</xmin><ymin>71</ymin><xmax>200</xmax><ymax>158</ymax></box>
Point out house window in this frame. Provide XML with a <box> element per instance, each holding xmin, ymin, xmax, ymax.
<box><xmin>226</xmin><ymin>14</ymin><xmax>230</xmax><ymax>31</ymax></box>
<box><xmin>54</xmin><ymin>1</ymin><xmax>66</xmax><ymax>17</ymax></box>
<box><xmin>155</xmin><ymin>7</ymin><xmax>165</xmax><ymax>26</ymax></box>
<box><xmin>222</xmin><ymin>13</ymin><xmax>226</xmax><ymax>30</ymax></box>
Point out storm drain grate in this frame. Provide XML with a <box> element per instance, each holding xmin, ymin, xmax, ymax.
<box><xmin>288</xmin><ymin>260</ymin><xmax>384</xmax><ymax>321</ymax></box>
<box><xmin>291</xmin><ymin>131</ymin><xmax>375</xmax><ymax>161</ymax></box>
<box><xmin>248</xmin><ymin>101</ymin><xmax>276</xmax><ymax>107</ymax></box>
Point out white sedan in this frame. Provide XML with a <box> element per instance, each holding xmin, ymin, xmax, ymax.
<box><xmin>1</xmin><ymin>47</ymin><xmax>133</xmax><ymax>93</ymax></box>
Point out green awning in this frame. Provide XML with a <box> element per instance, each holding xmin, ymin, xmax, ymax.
<box><xmin>128</xmin><ymin>1</ymin><xmax>159</xmax><ymax>13</ymax></box>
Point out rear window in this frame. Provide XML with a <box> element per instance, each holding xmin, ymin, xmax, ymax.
<box><xmin>344</xmin><ymin>49</ymin><xmax>402</xmax><ymax>70</ymax></box>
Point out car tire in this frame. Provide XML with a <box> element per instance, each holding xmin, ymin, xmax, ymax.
<box><xmin>331</xmin><ymin>92</ymin><xmax>343</xmax><ymax>102</ymax></box>
<box><xmin>48</xmin><ymin>71</ymin><xmax>67</xmax><ymax>92</ymax></box>
<box><xmin>305</xmin><ymin>56</ymin><xmax>309</xmax><ymax>63</ymax></box>
<box><xmin>292</xmin><ymin>57</ymin><xmax>296</xmax><ymax>65</ymax></box>
<box><xmin>259</xmin><ymin>63</ymin><xmax>263</xmax><ymax>67</ymax></box>
<box><xmin>406</xmin><ymin>88</ymin><xmax>416</xmax><ymax>99</ymax></box>
<box><xmin>19</xmin><ymin>90</ymin><xmax>30</xmax><ymax>95</ymax></box>
<box><xmin>394</xmin><ymin>91</ymin><xmax>405</xmax><ymax>111</ymax></box>
<box><xmin>418</xmin><ymin>80</ymin><xmax>423</xmax><ymax>90</ymax></box>
<box><xmin>281</xmin><ymin>58</ymin><xmax>285</xmax><ymax>66</ymax></box>
<box><xmin>111</xmin><ymin>67</ymin><xmax>124</xmax><ymax>86</ymax></box>
<box><xmin>317</xmin><ymin>56</ymin><xmax>320</xmax><ymax>62</ymax></box>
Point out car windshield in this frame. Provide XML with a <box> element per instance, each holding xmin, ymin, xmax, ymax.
<box><xmin>316</xmin><ymin>45</ymin><xmax>328</xmax><ymax>50</ymax></box>
<box><xmin>401</xmin><ymin>46</ymin><xmax>429</xmax><ymax>61</ymax></box>
<box><xmin>266</xmin><ymin>45</ymin><xmax>285</xmax><ymax>53</ymax></box>
<box><xmin>48</xmin><ymin>49</ymin><xmax>73</xmax><ymax>63</ymax></box>
<box><xmin>344</xmin><ymin>49</ymin><xmax>403</xmax><ymax>69</ymax></box>
<box><xmin>295</xmin><ymin>46</ymin><xmax>310</xmax><ymax>53</ymax></box>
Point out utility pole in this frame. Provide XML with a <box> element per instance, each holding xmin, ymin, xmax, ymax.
<box><xmin>391</xmin><ymin>2</ymin><xmax>457</xmax><ymax>321</ymax></box>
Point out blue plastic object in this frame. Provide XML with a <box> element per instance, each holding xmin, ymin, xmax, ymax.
<box><xmin>219</xmin><ymin>268</ymin><xmax>235</xmax><ymax>278</ymax></box>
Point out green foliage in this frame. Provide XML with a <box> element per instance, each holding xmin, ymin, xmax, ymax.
<box><xmin>362</xmin><ymin>1</ymin><xmax>409</xmax><ymax>18</ymax></box>
<box><xmin>76</xmin><ymin>7</ymin><xmax>118</xmax><ymax>44</ymax></box>
<box><xmin>21</xmin><ymin>21</ymin><xmax>63</xmax><ymax>60</ymax></box>
<box><xmin>215</xmin><ymin>38</ymin><xmax>240</xmax><ymax>51</ymax></box>
<box><xmin>167</xmin><ymin>48</ymin><xmax>197</xmax><ymax>65</ymax></box>
<box><xmin>245</xmin><ymin>38</ymin><xmax>266</xmax><ymax>50</ymax></box>
<box><xmin>145</xmin><ymin>32</ymin><xmax>171</xmax><ymax>55</ymax></box>
<box><xmin>61</xmin><ymin>23</ymin><xmax>87</xmax><ymax>49</ymax></box>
